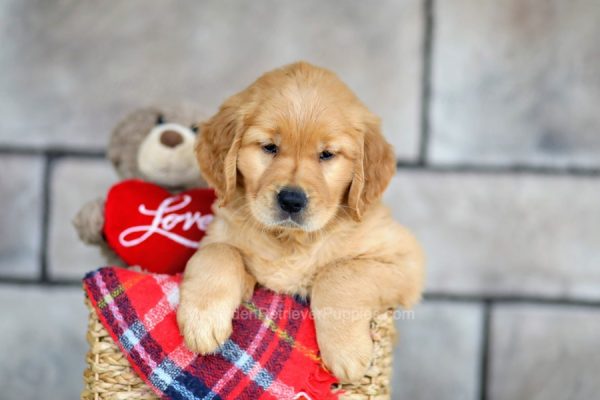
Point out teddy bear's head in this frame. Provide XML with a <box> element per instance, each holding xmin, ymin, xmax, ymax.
<box><xmin>107</xmin><ymin>106</ymin><xmax>207</xmax><ymax>189</ymax></box>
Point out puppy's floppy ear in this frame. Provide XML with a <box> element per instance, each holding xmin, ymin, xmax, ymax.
<box><xmin>195</xmin><ymin>96</ymin><xmax>245</xmax><ymax>206</ymax></box>
<box><xmin>347</xmin><ymin>114</ymin><xmax>396</xmax><ymax>221</ymax></box>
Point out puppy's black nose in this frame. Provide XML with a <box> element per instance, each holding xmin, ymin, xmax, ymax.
<box><xmin>277</xmin><ymin>187</ymin><xmax>308</xmax><ymax>214</ymax></box>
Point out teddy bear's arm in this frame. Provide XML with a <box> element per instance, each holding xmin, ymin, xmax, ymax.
<box><xmin>73</xmin><ymin>197</ymin><xmax>106</xmax><ymax>245</ymax></box>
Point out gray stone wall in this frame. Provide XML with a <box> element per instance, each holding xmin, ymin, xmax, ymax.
<box><xmin>1</xmin><ymin>1</ymin><xmax>598</xmax><ymax>399</ymax></box>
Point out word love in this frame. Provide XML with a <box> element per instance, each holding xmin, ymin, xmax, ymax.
<box><xmin>119</xmin><ymin>195</ymin><xmax>213</xmax><ymax>248</ymax></box>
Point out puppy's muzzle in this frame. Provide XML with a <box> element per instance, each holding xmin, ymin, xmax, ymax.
<box><xmin>277</xmin><ymin>187</ymin><xmax>308</xmax><ymax>214</ymax></box>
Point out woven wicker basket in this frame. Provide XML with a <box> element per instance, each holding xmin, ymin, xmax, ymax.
<box><xmin>82</xmin><ymin>297</ymin><xmax>395</xmax><ymax>400</ymax></box>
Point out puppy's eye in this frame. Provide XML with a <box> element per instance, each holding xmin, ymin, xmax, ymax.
<box><xmin>319</xmin><ymin>150</ymin><xmax>335</xmax><ymax>161</ymax></box>
<box><xmin>262</xmin><ymin>143</ymin><xmax>278</xmax><ymax>155</ymax></box>
<box><xmin>156</xmin><ymin>114</ymin><xmax>165</xmax><ymax>125</ymax></box>
<box><xmin>191</xmin><ymin>124</ymin><xmax>199</xmax><ymax>134</ymax></box>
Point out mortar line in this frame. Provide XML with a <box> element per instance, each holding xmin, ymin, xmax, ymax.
<box><xmin>424</xmin><ymin>292</ymin><xmax>600</xmax><ymax>308</ymax></box>
<box><xmin>396</xmin><ymin>160</ymin><xmax>600</xmax><ymax>177</ymax></box>
<box><xmin>39</xmin><ymin>154</ymin><xmax>53</xmax><ymax>283</ymax></box>
<box><xmin>1</xmin><ymin>273</ymin><xmax>599</xmax><ymax>310</ymax></box>
<box><xmin>0</xmin><ymin>277</ymin><xmax>81</xmax><ymax>287</ymax></box>
<box><xmin>479</xmin><ymin>300</ymin><xmax>492</xmax><ymax>400</ymax></box>
<box><xmin>0</xmin><ymin>146</ymin><xmax>105</xmax><ymax>158</ymax></box>
<box><xmin>417</xmin><ymin>0</ymin><xmax>434</xmax><ymax>166</ymax></box>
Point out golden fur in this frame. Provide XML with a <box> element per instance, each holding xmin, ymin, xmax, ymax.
<box><xmin>177</xmin><ymin>62</ymin><xmax>425</xmax><ymax>382</ymax></box>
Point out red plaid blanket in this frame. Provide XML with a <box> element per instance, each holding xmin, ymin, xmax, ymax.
<box><xmin>83</xmin><ymin>267</ymin><xmax>339</xmax><ymax>400</ymax></box>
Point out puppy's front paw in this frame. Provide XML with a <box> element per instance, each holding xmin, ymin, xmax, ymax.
<box><xmin>316</xmin><ymin>318</ymin><xmax>373</xmax><ymax>383</ymax></box>
<box><xmin>177</xmin><ymin>300</ymin><xmax>235</xmax><ymax>354</ymax></box>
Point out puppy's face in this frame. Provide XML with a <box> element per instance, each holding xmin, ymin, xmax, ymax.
<box><xmin>237</xmin><ymin>101</ymin><xmax>358</xmax><ymax>231</ymax></box>
<box><xmin>197</xmin><ymin>62</ymin><xmax>396</xmax><ymax>232</ymax></box>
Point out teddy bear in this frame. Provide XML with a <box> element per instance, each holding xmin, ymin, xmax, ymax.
<box><xmin>73</xmin><ymin>106</ymin><xmax>216</xmax><ymax>274</ymax></box>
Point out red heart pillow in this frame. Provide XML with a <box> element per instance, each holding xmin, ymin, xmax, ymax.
<box><xmin>103</xmin><ymin>179</ymin><xmax>216</xmax><ymax>274</ymax></box>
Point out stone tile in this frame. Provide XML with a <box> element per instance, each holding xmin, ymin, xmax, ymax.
<box><xmin>384</xmin><ymin>171</ymin><xmax>600</xmax><ymax>300</ymax></box>
<box><xmin>430</xmin><ymin>0</ymin><xmax>600</xmax><ymax>167</ymax></box>
<box><xmin>0</xmin><ymin>0</ymin><xmax>423</xmax><ymax>159</ymax></box>
<box><xmin>489</xmin><ymin>304</ymin><xmax>600</xmax><ymax>400</ymax></box>
<box><xmin>392</xmin><ymin>301</ymin><xmax>483</xmax><ymax>400</ymax></box>
<box><xmin>0</xmin><ymin>155</ymin><xmax>43</xmax><ymax>278</ymax></box>
<box><xmin>0</xmin><ymin>285</ymin><xmax>87</xmax><ymax>399</ymax></box>
<box><xmin>48</xmin><ymin>158</ymin><xmax>117</xmax><ymax>279</ymax></box>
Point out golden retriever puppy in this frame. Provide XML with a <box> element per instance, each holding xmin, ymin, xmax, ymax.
<box><xmin>177</xmin><ymin>62</ymin><xmax>424</xmax><ymax>382</ymax></box>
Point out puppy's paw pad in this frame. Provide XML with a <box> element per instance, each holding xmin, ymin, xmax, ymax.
<box><xmin>320</xmin><ymin>333</ymin><xmax>373</xmax><ymax>383</ymax></box>
<box><xmin>177</xmin><ymin>303</ymin><xmax>233</xmax><ymax>355</ymax></box>
<box><xmin>322</xmin><ymin>346</ymin><xmax>373</xmax><ymax>383</ymax></box>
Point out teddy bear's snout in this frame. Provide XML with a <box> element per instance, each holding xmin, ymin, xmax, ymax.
<box><xmin>160</xmin><ymin>130</ymin><xmax>184</xmax><ymax>148</ymax></box>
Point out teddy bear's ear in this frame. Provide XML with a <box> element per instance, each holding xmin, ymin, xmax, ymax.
<box><xmin>195</xmin><ymin>96</ymin><xmax>245</xmax><ymax>206</ymax></box>
<box><xmin>108</xmin><ymin>108</ymin><xmax>161</xmax><ymax>179</ymax></box>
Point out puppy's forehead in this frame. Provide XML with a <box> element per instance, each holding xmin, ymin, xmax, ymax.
<box><xmin>251</xmin><ymin>84</ymin><xmax>358</xmax><ymax>142</ymax></box>
<box><xmin>250</xmin><ymin>110</ymin><xmax>355</xmax><ymax>154</ymax></box>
